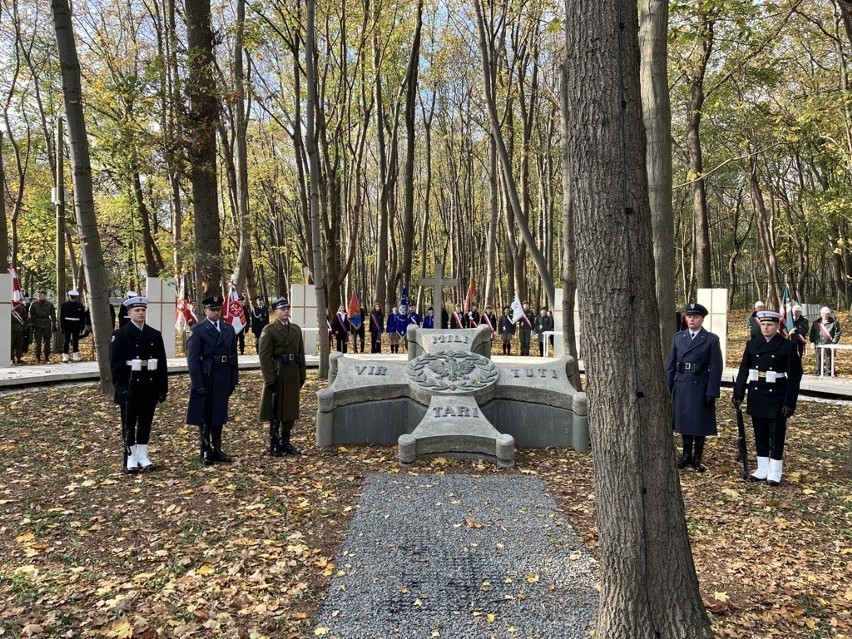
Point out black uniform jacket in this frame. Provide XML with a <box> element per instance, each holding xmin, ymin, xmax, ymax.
<box><xmin>734</xmin><ymin>333</ymin><xmax>803</xmax><ymax>419</ymax></box>
<box><xmin>109</xmin><ymin>322</ymin><xmax>168</xmax><ymax>404</ymax></box>
<box><xmin>185</xmin><ymin>319</ymin><xmax>239</xmax><ymax>426</ymax></box>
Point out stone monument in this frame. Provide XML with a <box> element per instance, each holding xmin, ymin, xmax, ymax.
<box><xmin>316</xmin><ymin>325</ymin><xmax>589</xmax><ymax>467</ymax></box>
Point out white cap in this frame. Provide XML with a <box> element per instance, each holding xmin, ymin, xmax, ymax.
<box><xmin>68</xmin><ymin>289</ymin><xmax>79</xmax><ymax>296</ymax></box>
<box><xmin>126</xmin><ymin>290</ymin><xmax>137</xmax><ymax>298</ymax></box>
<box><xmin>754</xmin><ymin>301</ymin><xmax>765</xmax><ymax>309</ymax></box>
<box><xmin>792</xmin><ymin>305</ymin><xmax>802</xmax><ymax>312</ymax></box>
<box><xmin>820</xmin><ymin>306</ymin><xmax>831</xmax><ymax>314</ymax></box>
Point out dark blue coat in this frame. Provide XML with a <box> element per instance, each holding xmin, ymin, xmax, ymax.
<box><xmin>734</xmin><ymin>333</ymin><xmax>802</xmax><ymax>419</ymax></box>
<box><xmin>666</xmin><ymin>328</ymin><xmax>723</xmax><ymax>436</ymax></box>
<box><xmin>185</xmin><ymin>318</ymin><xmax>239</xmax><ymax>426</ymax></box>
<box><xmin>386</xmin><ymin>312</ymin><xmax>401</xmax><ymax>335</ymax></box>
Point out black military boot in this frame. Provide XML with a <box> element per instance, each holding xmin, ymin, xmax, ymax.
<box><xmin>211</xmin><ymin>425</ymin><xmax>233</xmax><ymax>463</ymax></box>
<box><xmin>269</xmin><ymin>422</ymin><xmax>282</xmax><ymax>457</ymax></box>
<box><xmin>281</xmin><ymin>424</ymin><xmax>302</xmax><ymax>456</ymax></box>
<box><xmin>692</xmin><ymin>436</ymin><xmax>707</xmax><ymax>472</ymax></box>
<box><xmin>199</xmin><ymin>426</ymin><xmax>214</xmax><ymax>466</ymax></box>
<box><xmin>676</xmin><ymin>435</ymin><xmax>693</xmax><ymax>469</ymax></box>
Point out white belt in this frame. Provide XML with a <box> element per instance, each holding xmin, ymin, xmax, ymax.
<box><xmin>126</xmin><ymin>358</ymin><xmax>158</xmax><ymax>371</ymax></box>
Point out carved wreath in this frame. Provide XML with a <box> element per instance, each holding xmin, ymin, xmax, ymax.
<box><xmin>407</xmin><ymin>351</ymin><xmax>499</xmax><ymax>393</ymax></box>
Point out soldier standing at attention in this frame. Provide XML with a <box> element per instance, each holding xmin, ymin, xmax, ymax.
<box><xmin>60</xmin><ymin>289</ymin><xmax>87</xmax><ymax>362</ymax></box>
<box><xmin>733</xmin><ymin>310</ymin><xmax>803</xmax><ymax>485</ymax></box>
<box><xmin>666</xmin><ymin>302</ymin><xmax>723</xmax><ymax>472</ymax></box>
<box><xmin>259</xmin><ymin>298</ymin><xmax>306</xmax><ymax>456</ymax></box>
<box><xmin>109</xmin><ymin>296</ymin><xmax>168</xmax><ymax>473</ymax></box>
<box><xmin>251</xmin><ymin>296</ymin><xmax>269</xmax><ymax>350</ymax></box>
<box><xmin>185</xmin><ymin>295</ymin><xmax>239</xmax><ymax>465</ymax></box>
<box><xmin>788</xmin><ymin>304</ymin><xmax>809</xmax><ymax>358</ymax></box>
<box><xmin>29</xmin><ymin>289</ymin><xmax>56</xmax><ymax>363</ymax></box>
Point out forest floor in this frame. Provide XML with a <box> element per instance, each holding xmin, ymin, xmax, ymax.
<box><xmin>0</xmin><ymin>310</ymin><xmax>850</xmax><ymax>638</ymax></box>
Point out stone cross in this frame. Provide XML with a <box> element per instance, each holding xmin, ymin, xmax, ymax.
<box><xmin>316</xmin><ymin>325</ymin><xmax>589</xmax><ymax>467</ymax></box>
<box><xmin>418</xmin><ymin>262</ymin><xmax>459</xmax><ymax>319</ymax></box>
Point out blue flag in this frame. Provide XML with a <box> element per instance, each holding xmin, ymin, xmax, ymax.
<box><xmin>400</xmin><ymin>284</ymin><xmax>409</xmax><ymax>315</ymax></box>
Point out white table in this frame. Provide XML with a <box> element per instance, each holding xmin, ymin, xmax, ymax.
<box><xmin>818</xmin><ymin>344</ymin><xmax>852</xmax><ymax>377</ymax></box>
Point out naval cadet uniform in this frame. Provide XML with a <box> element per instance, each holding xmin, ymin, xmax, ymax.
<box><xmin>109</xmin><ymin>297</ymin><xmax>168</xmax><ymax>473</ymax></box>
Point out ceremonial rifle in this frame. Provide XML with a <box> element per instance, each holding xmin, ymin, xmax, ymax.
<box><xmin>734</xmin><ymin>375</ymin><xmax>749</xmax><ymax>480</ymax></box>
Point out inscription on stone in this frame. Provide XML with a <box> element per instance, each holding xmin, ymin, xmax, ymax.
<box><xmin>510</xmin><ymin>368</ymin><xmax>558</xmax><ymax>379</ymax></box>
<box><xmin>431</xmin><ymin>334</ymin><xmax>470</xmax><ymax>345</ymax></box>
<box><xmin>431</xmin><ymin>405</ymin><xmax>481</xmax><ymax>418</ymax></box>
<box><xmin>355</xmin><ymin>365</ymin><xmax>388</xmax><ymax>376</ymax></box>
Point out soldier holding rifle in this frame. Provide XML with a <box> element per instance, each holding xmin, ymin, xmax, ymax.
<box><xmin>733</xmin><ymin>310</ymin><xmax>803</xmax><ymax>486</ymax></box>
<box><xmin>109</xmin><ymin>296</ymin><xmax>168</xmax><ymax>473</ymax></box>
<box><xmin>259</xmin><ymin>298</ymin><xmax>307</xmax><ymax>456</ymax></box>
<box><xmin>185</xmin><ymin>295</ymin><xmax>239</xmax><ymax>466</ymax></box>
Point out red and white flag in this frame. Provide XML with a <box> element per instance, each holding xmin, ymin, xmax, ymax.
<box><xmin>175</xmin><ymin>274</ymin><xmax>198</xmax><ymax>332</ymax></box>
<box><xmin>463</xmin><ymin>275</ymin><xmax>477</xmax><ymax>312</ymax></box>
<box><xmin>9</xmin><ymin>268</ymin><xmax>23</xmax><ymax>306</ymax></box>
<box><xmin>222</xmin><ymin>284</ymin><xmax>246</xmax><ymax>334</ymax></box>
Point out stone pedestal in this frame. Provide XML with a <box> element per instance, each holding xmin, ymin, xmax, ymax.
<box><xmin>144</xmin><ymin>277</ymin><xmax>177</xmax><ymax>357</ymax></box>
<box><xmin>0</xmin><ymin>274</ymin><xmax>11</xmax><ymax>368</ymax></box>
<box><xmin>290</xmin><ymin>285</ymin><xmax>318</xmax><ymax>355</ymax></box>
<box><xmin>316</xmin><ymin>326</ymin><xmax>590</xmax><ymax>467</ymax></box>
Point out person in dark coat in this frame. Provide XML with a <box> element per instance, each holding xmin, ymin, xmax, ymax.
<box><xmin>518</xmin><ymin>301</ymin><xmax>535</xmax><ymax>356</ymax></box>
<box><xmin>237</xmin><ymin>295</ymin><xmax>251</xmax><ymax>355</ymax></box>
<box><xmin>60</xmin><ymin>289</ymin><xmax>87</xmax><ymax>362</ymax></box>
<box><xmin>450</xmin><ymin>303</ymin><xmax>465</xmax><ymax>329</ymax></box>
<box><xmin>466</xmin><ymin>303</ymin><xmax>480</xmax><ymax>328</ymax></box>
<box><xmin>185</xmin><ymin>295</ymin><xmax>239</xmax><ymax>465</ymax></box>
<box><xmin>109</xmin><ymin>296</ymin><xmax>169</xmax><ymax>473</ymax></box>
<box><xmin>480</xmin><ymin>304</ymin><xmax>498</xmax><ymax>344</ymax></box>
<box><xmin>333</xmin><ymin>304</ymin><xmax>349</xmax><ymax>353</ymax></box>
<box><xmin>352</xmin><ymin>307</ymin><xmax>366</xmax><ymax>353</ymax></box>
<box><xmin>747</xmin><ymin>301</ymin><xmax>765</xmax><ymax>340</ymax></box>
<box><xmin>258</xmin><ymin>298</ymin><xmax>307</xmax><ymax>456</ymax></box>
<box><xmin>369</xmin><ymin>304</ymin><xmax>384</xmax><ymax>353</ymax></box>
<box><xmin>422</xmin><ymin>306</ymin><xmax>435</xmax><ymax>329</ymax></box>
<box><xmin>498</xmin><ymin>306</ymin><xmax>515</xmax><ymax>355</ymax></box>
<box><xmin>28</xmin><ymin>289</ymin><xmax>56</xmax><ymax>363</ymax></box>
<box><xmin>733</xmin><ymin>310</ymin><xmax>803</xmax><ymax>485</ymax></box>
<box><xmin>787</xmin><ymin>304</ymin><xmax>809</xmax><ymax>358</ymax></box>
<box><xmin>533</xmin><ymin>307</ymin><xmax>554</xmax><ymax>357</ymax></box>
<box><xmin>666</xmin><ymin>302</ymin><xmax>723</xmax><ymax>472</ymax></box>
<box><xmin>251</xmin><ymin>296</ymin><xmax>269</xmax><ymax>350</ymax></box>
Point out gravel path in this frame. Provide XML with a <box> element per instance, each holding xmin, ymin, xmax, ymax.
<box><xmin>314</xmin><ymin>473</ymin><xmax>599</xmax><ymax>638</ymax></box>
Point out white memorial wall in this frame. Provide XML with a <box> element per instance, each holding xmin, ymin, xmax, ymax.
<box><xmin>290</xmin><ymin>284</ymin><xmax>319</xmax><ymax>354</ymax></box>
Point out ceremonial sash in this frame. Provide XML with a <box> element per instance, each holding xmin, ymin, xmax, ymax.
<box><xmin>409</xmin><ymin>316</ymin><xmax>418</xmax><ymax>324</ymax></box>
<box><xmin>453</xmin><ymin>312</ymin><xmax>463</xmax><ymax>328</ymax></box>
<box><xmin>521</xmin><ymin>312</ymin><xmax>532</xmax><ymax>329</ymax></box>
<box><xmin>371</xmin><ymin>313</ymin><xmax>382</xmax><ymax>332</ymax></box>
<box><xmin>818</xmin><ymin>321</ymin><xmax>835</xmax><ymax>343</ymax></box>
<box><xmin>483</xmin><ymin>313</ymin><xmax>494</xmax><ymax>334</ymax></box>
<box><xmin>12</xmin><ymin>308</ymin><xmax>25</xmax><ymax>326</ymax></box>
<box><xmin>336</xmin><ymin>314</ymin><xmax>348</xmax><ymax>332</ymax></box>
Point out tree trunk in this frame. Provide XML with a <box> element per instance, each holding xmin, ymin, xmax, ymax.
<box><xmin>639</xmin><ymin>0</ymin><xmax>676</xmax><ymax>357</ymax></box>
<box><xmin>474</xmin><ymin>1</ymin><xmax>554</xmax><ymax>307</ymax></box>
<box><xmin>306</xmin><ymin>0</ymin><xmax>329</xmax><ymax>379</ymax></box>
<box><xmin>51</xmin><ymin>0</ymin><xmax>113</xmax><ymax>394</ymax></box>
<box><xmin>400</xmin><ymin>0</ymin><xmax>424</xmax><ymax>291</ymax></box>
<box><xmin>185</xmin><ymin>0</ymin><xmax>222</xmax><ymax>295</ymax></box>
<box><xmin>563</xmin><ymin>1</ymin><xmax>713</xmax><ymax>636</ymax></box>
<box><xmin>231</xmin><ymin>0</ymin><xmax>252</xmax><ymax>293</ymax></box>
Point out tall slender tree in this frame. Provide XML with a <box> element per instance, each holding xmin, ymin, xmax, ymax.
<box><xmin>50</xmin><ymin>0</ymin><xmax>113</xmax><ymax>392</ymax></box>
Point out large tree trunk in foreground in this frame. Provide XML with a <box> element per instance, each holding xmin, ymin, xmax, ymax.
<box><xmin>563</xmin><ymin>1</ymin><xmax>713</xmax><ymax>636</ymax></box>
<box><xmin>185</xmin><ymin>0</ymin><xmax>222</xmax><ymax>295</ymax></box>
<box><xmin>51</xmin><ymin>0</ymin><xmax>113</xmax><ymax>393</ymax></box>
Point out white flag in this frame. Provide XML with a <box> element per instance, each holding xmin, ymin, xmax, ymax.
<box><xmin>511</xmin><ymin>292</ymin><xmax>524</xmax><ymax>324</ymax></box>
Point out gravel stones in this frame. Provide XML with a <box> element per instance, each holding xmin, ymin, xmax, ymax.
<box><xmin>314</xmin><ymin>473</ymin><xmax>599</xmax><ymax>638</ymax></box>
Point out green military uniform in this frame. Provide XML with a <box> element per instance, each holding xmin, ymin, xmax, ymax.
<box><xmin>28</xmin><ymin>297</ymin><xmax>56</xmax><ymax>362</ymax></box>
<box><xmin>11</xmin><ymin>303</ymin><xmax>28</xmax><ymax>364</ymax></box>
<box><xmin>258</xmin><ymin>314</ymin><xmax>306</xmax><ymax>456</ymax></box>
